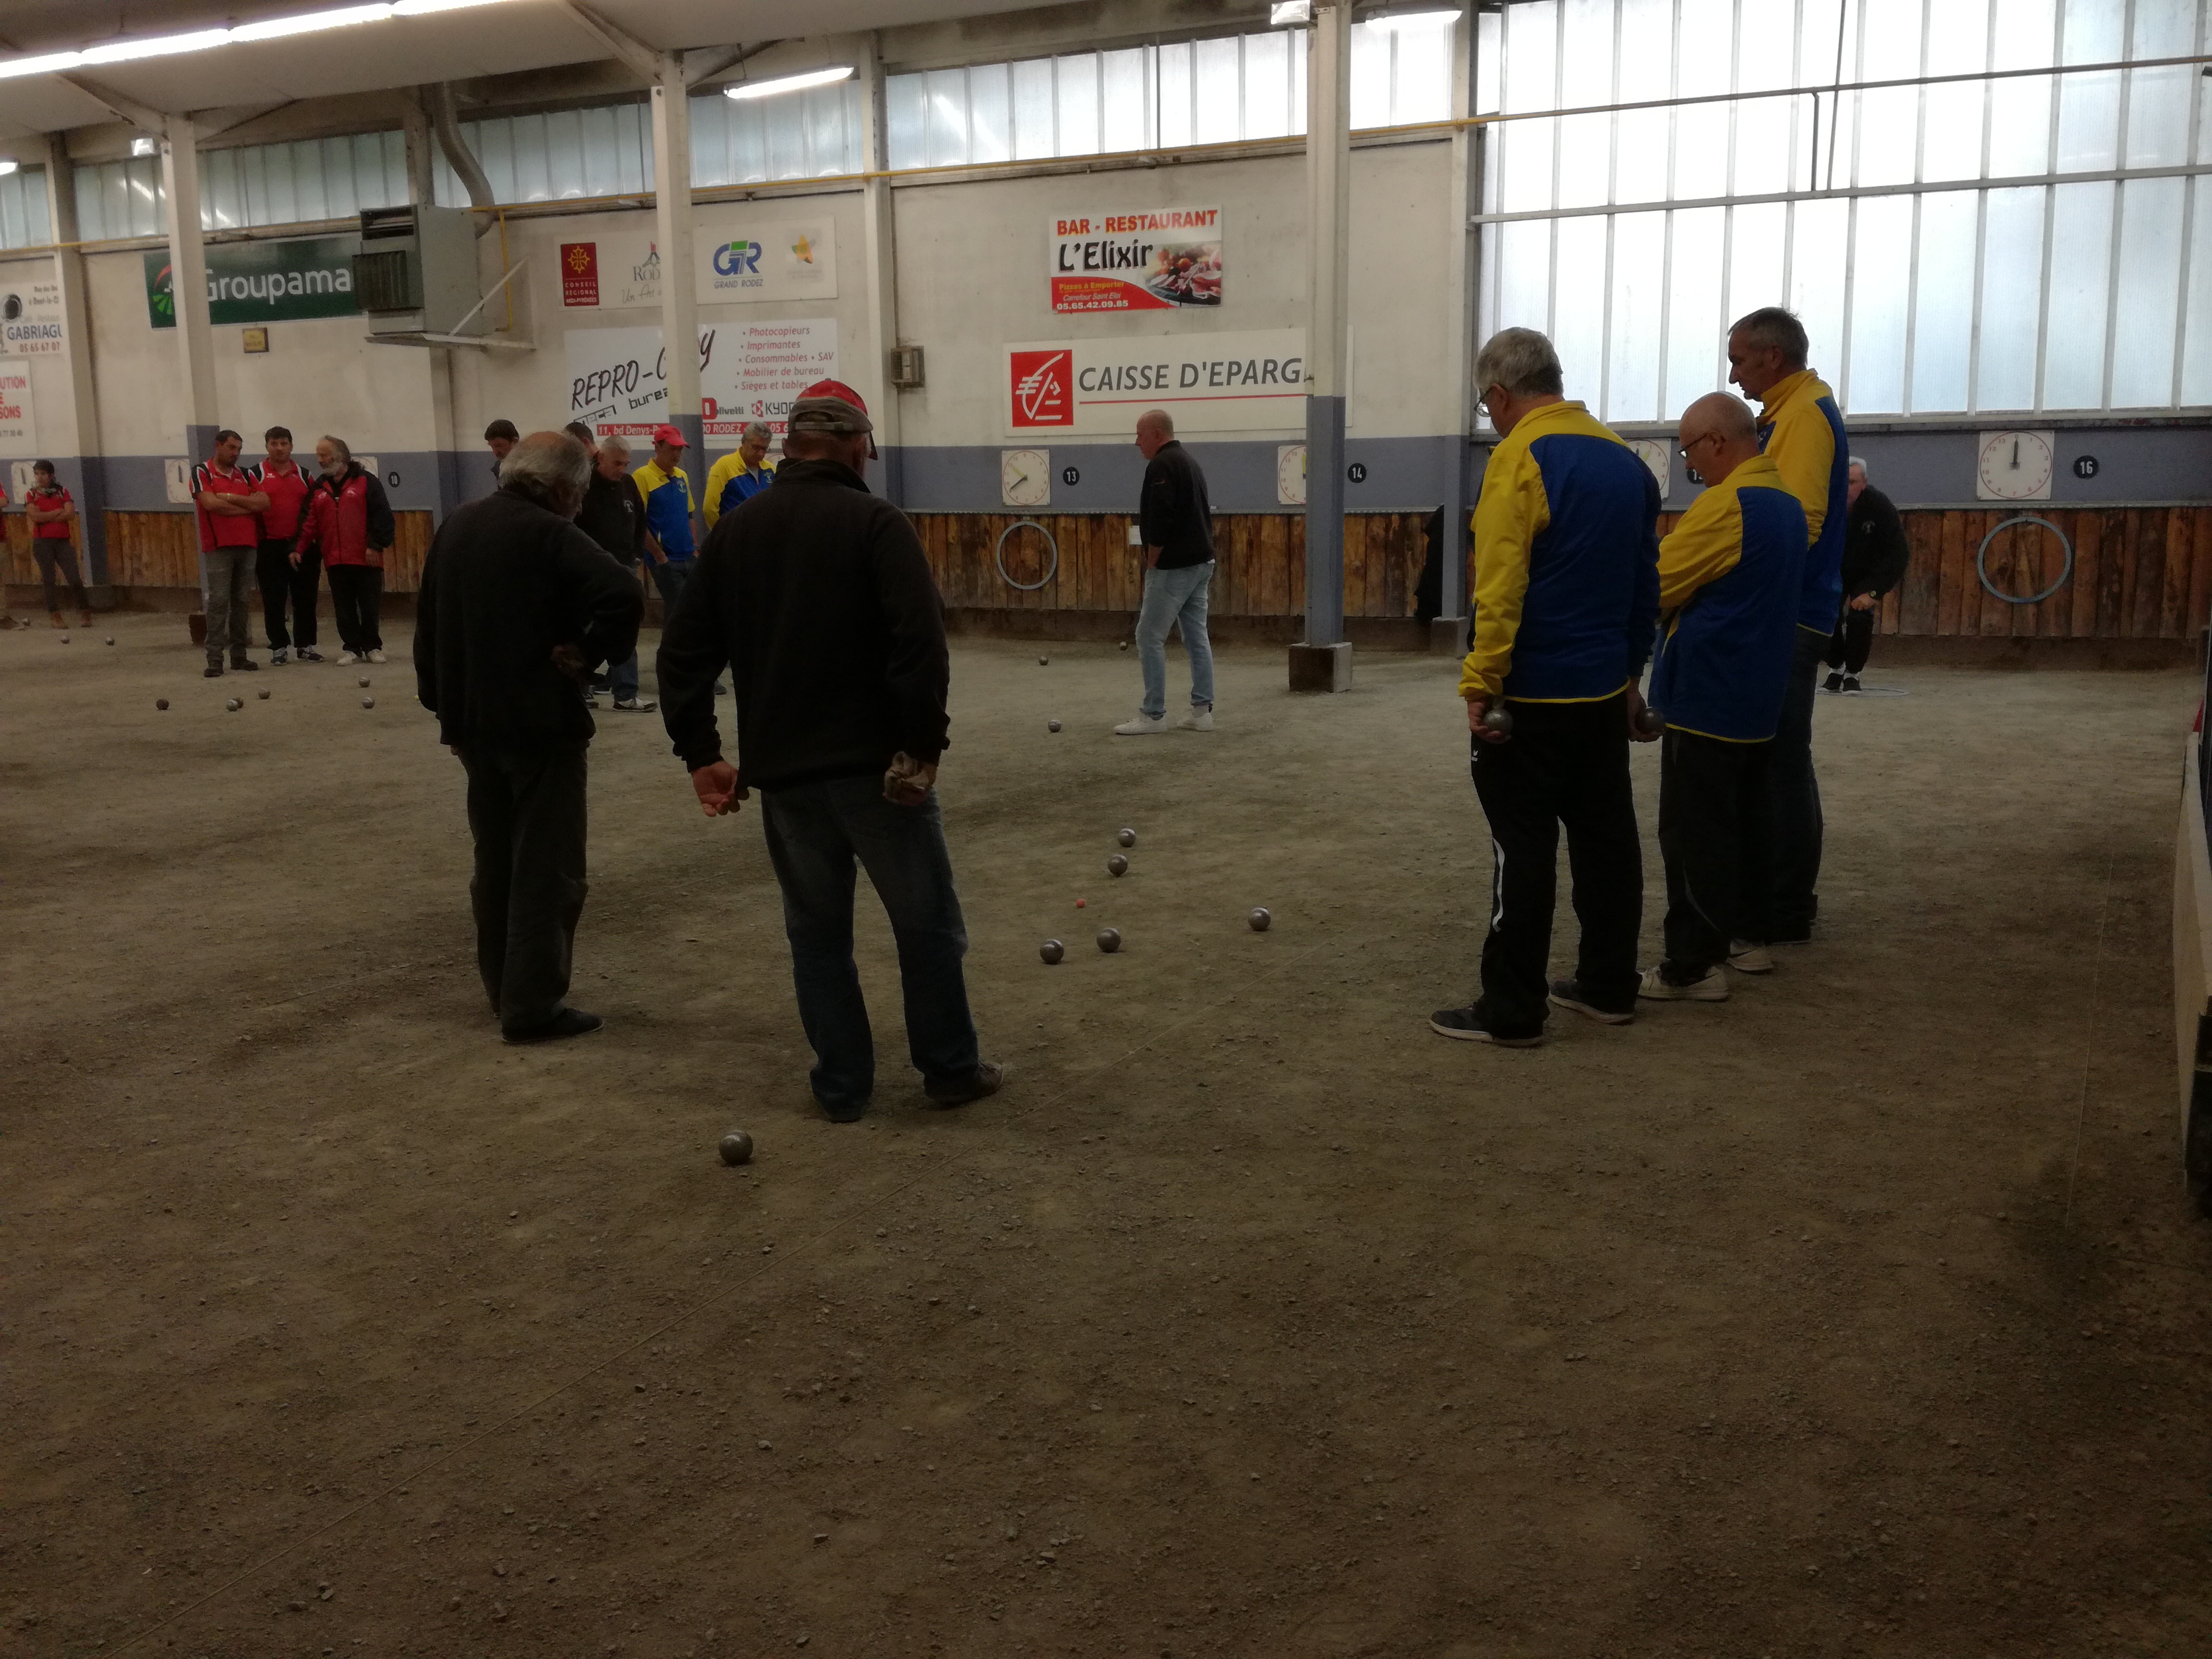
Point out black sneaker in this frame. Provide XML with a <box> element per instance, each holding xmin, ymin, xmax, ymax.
<box><xmin>1428</xmin><ymin>1003</ymin><xmax>1543</xmax><ymax>1046</ymax></box>
<box><xmin>231</xmin><ymin>657</ymin><xmax>259</xmax><ymax>672</ymax></box>
<box><xmin>818</xmin><ymin>1096</ymin><xmax>869</xmax><ymax>1124</ymax></box>
<box><xmin>1841</xmin><ymin>674</ymin><xmax>1862</xmax><ymax>695</ymax></box>
<box><xmin>926</xmin><ymin>1060</ymin><xmax>1006</xmax><ymax>1107</ymax></box>
<box><xmin>501</xmin><ymin>1008</ymin><xmax>604</xmax><ymax>1045</ymax></box>
<box><xmin>295</xmin><ymin>647</ymin><xmax>324</xmax><ymax>662</ymax></box>
<box><xmin>203</xmin><ymin>662</ymin><xmax>223</xmax><ymax>678</ymax></box>
<box><xmin>1821</xmin><ymin>671</ymin><xmax>1845</xmax><ymax>693</ymax></box>
<box><xmin>1547</xmin><ymin>978</ymin><xmax>1635</xmax><ymax>1025</ymax></box>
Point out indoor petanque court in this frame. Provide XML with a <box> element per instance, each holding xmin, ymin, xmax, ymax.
<box><xmin>7</xmin><ymin>0</ymin><xmax>2212</xmax><ymax>1655</ymax></box>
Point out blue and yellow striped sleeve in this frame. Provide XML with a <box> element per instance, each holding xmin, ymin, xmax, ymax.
<box><xmin>1457</xmin><ymin>440</ymin><xmax>1551</xmax><ymax>700</ymax></box>
<box><xmin>1657</xmin><ymin>483</ymin><xmax>1746</xmax><ymax>611</ymax></box>
<box><xmin>702</xmin><ymin>453</ymin><xmax>741</xmax><ymax>529</ymax></box>
<box><xmin>1765</xmin><ymin>397</ymin><xmax>1834</xmax><ymax>547</ymax></box>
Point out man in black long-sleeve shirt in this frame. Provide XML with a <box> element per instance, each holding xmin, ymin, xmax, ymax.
<box><xmin>1116</xmin><ymin>409</ymin><xmax>1218</xmax><ymax>736</ymax></box>
<box><xmin>658</xmin><ymin>379</ymin><xmax>1002</xmax><ymax>1122</ymax></box>
<box><xmin>1824</xmin><ymin>457</ymin><xmax>1911</xmax><ymax>694</ymax></box>
<box><xmin>415</xmin><ymin>430</ymin><xmax>643</xmax><ymax>1045</ymax></box>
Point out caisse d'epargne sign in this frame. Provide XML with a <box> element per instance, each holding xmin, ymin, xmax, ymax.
<box><xmin>1006</xmin><ymin>331</ymin><xmax>1305</xmax><ymax>436</ymax></box>
<box><xmin>1051</xmin><ymin>207</ymin><xmax>1223</xmax><ymax>312</ymax></box>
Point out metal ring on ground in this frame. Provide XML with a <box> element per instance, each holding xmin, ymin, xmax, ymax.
<box><xmin>995</xmin><ymin>519</ymin><xmax>1059</xmax><ymax>592</ymax></box>
<box><xmin>1975</xmin><ymin>513</ymin><xmax>2073</xmax><ymax>605</ymax></box>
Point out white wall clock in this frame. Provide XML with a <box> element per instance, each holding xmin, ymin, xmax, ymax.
<box><xmin>1276</xmin><ymin>443</ymin><xmax>1307</xmax><ymax>506</ymax></box>
<box><xmin>1001</xmin><ymin>448</ymin><xmax>1050</xmax><ymax>508</ymax></box>
<box><xmin>1976</xmin><ymin>430</ymin><xmax>2055</xmax><ymax>501</ymax></box>
<box><xmin>1628</xmin><ymin>438</ymin><xmax>1671</xmax><ymax>494</ymax></box>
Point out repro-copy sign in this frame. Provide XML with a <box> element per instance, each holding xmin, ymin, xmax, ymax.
<box><xmin>1006</xmin><ymin>330</ymin><xmax>1305</xmax><ymax>436</ymax></box>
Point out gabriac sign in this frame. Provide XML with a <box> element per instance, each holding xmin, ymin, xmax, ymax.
<box><xmin>1005</xmin><ymin>330</ymin><xmax>1305</xmax><ymax>436</ymax></box>
<box><xmin>1050</xmin><ymin>205</ymin><xmax>1223</xmax><ymax>312</ymax></box>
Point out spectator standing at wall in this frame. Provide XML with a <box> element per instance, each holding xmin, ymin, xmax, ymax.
<box><xmin>193</xmin><ymin>428</ymin><xmax>268</xmax><ymax>678</ymax></box>
<box><xmin>568</xmin><ymin>424</ymin><xmax>656</xmax><ymax>713</ymax></box>
<box><xmin>248</xmin><ymin>425</ymin><xmax>319</xmax><ymax>664</ymax></box>
<box><xmin>415</xmin><ymin>430</ymin><xmax>643</xmax><ymax>1045</ymax></box>
<box><xmin>1724</xmin><ymin>305</ymin><xmax>1848</xmax><ymax>948</ymax></box>
<box><xmin>1824</xmin><ymin>457</ymin><xmax>1910</xmax><ymax>696</ymax></box>
<box><xmin>631</xmin><ymin>424</ymin><xmax>699</xmax><ymax>618</ymax></box>
<box><xmin>1115</xmin><ymin>409</ymin><xmax>1218</xmax><ymax>736</ymax></box>
<box><xmin>23</xmin><ymin>460</ymin><xmax>92</xmax><ymax>630</ymax></box>
<box><xmin>484</xmin><ymin>419</ymin><xmax>518</xmax><ymax>483</ymax></box>
<box><xmin>658</xmin><ymin>381</ymin><xmax>1002</xmax><ymax>1120</ymax></box>
<box><xmin>703</xmin><ymin>421</ymin><xmax>777</xmax><ymax>527</ymax></box>
<box><xmin>295</xmin><ymin>436</ymin><xmax>396</xmax><ymax>666</ymax></box>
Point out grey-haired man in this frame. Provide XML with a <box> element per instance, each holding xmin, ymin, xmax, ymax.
<box><xmin>659</xmin><ymin>379</ymin><xmax>1002</xmax><ymax>1123</ymax></box>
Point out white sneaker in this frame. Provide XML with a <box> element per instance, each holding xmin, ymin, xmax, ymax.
<box><xmin>1177</xmin><ymin>706</ymin><xmax>1215</xmax><ymax>732</ymax></box>
<box><xmin>1638</xmin><ymin>964</ymin><xmax>1730</xmax><ymax>1002</ymax></box>
<box><xmin>366</xmin><ymin>649</ymin><xmax>388</xmax><ymax>664</ymax></box>
<box><xmin>336</xmin><ymin>650</ymin><xmax>359</xmax><ymax>665</ymax></box>
<box><xmin>611</xmin><ymin>696</ymin><xmax>658</xmax><ymax>712</ymax></box>
<box><xmin>1114</xmin><ymin>713</ymin><xmax>1169</xmax><ymax>736</ymax></box>
<box><xmin>1727</xmin><ymin>939</ymin><xmax>1774</xmax><ymax>974</ymax></box>
<box><xmin>269</xmin><ymin>647</ymin><xmax>288</xmax><ymax>666</ymax></box>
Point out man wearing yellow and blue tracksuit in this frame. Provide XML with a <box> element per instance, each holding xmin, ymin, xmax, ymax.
<box><xmin>1430</xmin><ymin>328</ymin><xmax>1661</xmax><ymax>1048</ymax></box>
<box><xmin>703</xmin><ymin>421</ymin><xmax>776</xmax><ymax>528</ymax></box>
<box><xmin>1728</xmin><ymin>305</ymin><xmax>1847</xmax><ymax>947</ymax></box>
<box><xmin>1639</xmin><ymin>393</ymin><xmax>1807</xmax><ymax>1004</ymax></box>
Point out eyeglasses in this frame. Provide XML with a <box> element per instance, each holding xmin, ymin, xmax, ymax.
<box><xmin>1476</xmin><ymin>385</ymin><xmax>1502</xmax><ymax>417</ymax></box>
<box><xmin>1678</xmin><ymin>431</ymin><xmax>1722</xmax><ymax>460</ymax></box>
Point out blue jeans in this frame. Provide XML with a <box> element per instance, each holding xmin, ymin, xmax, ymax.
<box><xmin>608</xmin><ymin>648</ymin><xmax>639</xmax><ymax>700</ymax></box>
<box><xmin>759</xmin><ymin>775</ymin><xmax>981</xmax><ymax>1111</ymax></box>
<box><xmin>1136</xmin><ymin>559</ymin><xmax>1216</xmax><ymax>718</ymax></box>
<box><xmin>650</xmin><ymin>556</ymin><xmax>693</xmax><ymax>617</ymax></box>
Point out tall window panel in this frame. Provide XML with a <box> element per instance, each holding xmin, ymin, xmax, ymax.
<box><xmin>1477</xmin><ymin>0</ymin><xmax>2212</xmax><ymax>422</ymax></box>
<box><xmin>0</xmin><ymin>166</ymin><xmax>53</xmax><ymax>249</ymax></box>
<box><xmin>881</xmin><ymin>16</ymin><xmax>1444</xmax><ymax>171</ymax></box>
<box><xmin>73</xmin><ymin>135</ymin><xmax>408</xmax><ymax>242</ymax></box>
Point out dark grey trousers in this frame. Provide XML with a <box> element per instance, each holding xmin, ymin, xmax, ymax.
<box><xmin>461</xmin><ymin>745</ymin><xmax>588</xmax><ymax>1034</ymax></box>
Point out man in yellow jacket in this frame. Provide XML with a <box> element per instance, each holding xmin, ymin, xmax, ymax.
<box><xmin>1430</xmin><ymin>327</ymin><xmax>1661</xmax><ymax>1047</ymax></box>
<box><xmin>703</xmin><ymin>420</ymin><xmax>776</xmax><ymax>527</ymax></box>
<box><xmin>1639</xmin><ymin>393</ymin><xmax>1807</xmax><ymax>1004</ymax></box>
<box><xmin>1728</xmin><ymin>305</ymin><xmax>1848</xmax><ymax>948</ymax></box>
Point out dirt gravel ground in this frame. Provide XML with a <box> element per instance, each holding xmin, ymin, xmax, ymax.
<box><xmin>5</xmin><ymin>614</ymin><xmax>2211</xmax><ymax>1659</ymax></box>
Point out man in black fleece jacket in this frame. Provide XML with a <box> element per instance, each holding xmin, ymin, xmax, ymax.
<box><xmin>658</xmin><ymin>379</ymin><xmax>1001</xmax><ymax>1122</ymax></box>
<box><xmin>1824</xmin><ymin>456</ymin><xmax>1911</xmax><ymax>694</ymax></box>
<box><xmin>415</xmin><ymin>430</ymin><xmax>643</xmax><ymax>1045</ymax></box>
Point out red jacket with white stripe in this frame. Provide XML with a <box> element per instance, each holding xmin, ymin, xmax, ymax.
<box><xmin>296</xmin><ymin>464</ymin><xmax>396</xmax><ymax>569</ymax></box>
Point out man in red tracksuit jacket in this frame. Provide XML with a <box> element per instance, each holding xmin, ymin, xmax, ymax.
<box><xmin>294</xmin><ymin>436</ymin><xmax>395</xmax><ymax>665</ymax></box>
<box><xmin>248</xmin><ymin>425</ymin><xmax>319</xmax><ymax>664</ymax></box>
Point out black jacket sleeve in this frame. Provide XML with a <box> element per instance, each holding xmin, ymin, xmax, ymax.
<box><xmin>1138</xmin><ymin>455</ymin><xmax>1168</xmax><ymax>549</ymax></box>
<box><xmin>873</xmin><ymin>506</ymin><xmax>953</xmax><ymax>764</ymax></box>
<box><xmin>413</xmin><ymin>518</ymin><xmax>445</xmax><ymax>715</ymax></box>
<box><xmin>556</xmin><ymin>523</ymin><xmax>644</xmax><ymax>680</ymax></box>
<box><xmin>1864</xmin><ymin>491</ymin><xmax>1909</xmax><ymax>598</ymax></box>
<box><xmin>658</xmin><ymin>538</ymin><xmax>731</xmax><ymax>771</ymax></box>
<box><xmin>363</xmin><ymin>472</ymin><xmax>397</xmax><ymax>551</ymax></box>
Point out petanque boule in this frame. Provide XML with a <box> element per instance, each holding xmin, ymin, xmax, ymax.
<box><xmin>357</xmin><ymin>676</ymin><xmax>371</xmax><ymax>688</ymax></box>
<box><xmin>1481</xmin><ymin>705</ymin><xmax>1514</xmax><ymax>737</ymax></box>
<box><xmin>1634</xmin><ymin>706</ymin><xmax>1663</xmax><ymax>736</ymax></box>
<box><xmin>1107</xmin><ymin>853</ymin><xmax>1128</xmax><ymax>876</ymax></box>
<box><xmin>1038</xmin><ymin>656</ymin><xmax>1050</xmax><ymax>666</ymax></box>
<box><xmin>1096</xmin><ymin>927</ymin><xmax>1122</xmax><ymax>953</ymax></box>
<box><xmin>155</xmin><ymin>698</ymin><xmax>170</xmax><ymax>710</ymax></box>
<box><xmin>361</xmin><ymin>696</ymin><xmax>376</xmax><ymax>709</ymax></box>
<box><xmin>718</xmin><ymin>1130</ymin><xmax>754</xmax><ymax>1167</ymax></box>
<box><xmin>225</xmin><ymin>698</ymin><xmax>242</xmax><ymax>711</ymax></box>
<box><xmin>1048</xmin><ymin>719</ymin><xmax>1062</xmax><ymax>732</ymax></box>
<box><xmin>1039</xmin><ymin>939</ymin><xmax>1065</xmax><ymax>965</ymax></box>
<box><xmin>257</xmin><ymin>689</ymin><xmax>271</xmax><ymax>700</ymax></box>
<box><xmin>1249</xmin><ymin>907</ymin><xmax>1272</xmax><ymax>932</ymax></box>
<box><xmin>1117</xmin><ymin>827</ymin><xmax>1136</xmax><ymax>848</ymax></box>
<box><xmin>104</xmin><ymin>636</ymin><xmax>115</xmax><ymax>646</ymax></box>
<box><xmin>59</xmin><ymin>633</ymin><xmax>69</xmax><ymax>643</ymax></box>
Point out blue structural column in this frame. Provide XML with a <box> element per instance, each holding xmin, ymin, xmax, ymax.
<box><xmin>1289</xmin><ymin>0</ymin><xmax>1353</xmax><ymax>693</ymax></box>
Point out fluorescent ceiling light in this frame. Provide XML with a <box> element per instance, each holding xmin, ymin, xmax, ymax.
<box><xmin>231</xmin><ymin>5</ymin><xmax>397</xmax><ymax>44</ymax></box>
<box><xmin>0</xmin><ymin>0</ymin><xmax>516</xmax><ymax>80</ymax></box>
<box><xmin>0</xmin><ymin>160</ymin><xmax>18</xmax><ymax>177</ymax></box>
<box><xmin>725</xmin><ymin>66</ymin><xmax>855</xmax><ymax>101</ymax></box>
<box><xmin>1269</xmin><ymin>1</ymin><xmax>1313</xmax><ymax>22</ymax></box>
<box><xmin>131</xmin><ymin>136</ymin><xmax>158</xmax><ymax>155</ymax></box>
<box><xmin>1362</xmin><ymin>7</ymin><xmax>1459</xmax><ymax>28</ymax></box>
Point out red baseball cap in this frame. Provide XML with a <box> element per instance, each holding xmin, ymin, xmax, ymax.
<box><xmin>650</xmin><ymin>423</ymin><xmax>688</xmax><ymax>448</ymax></box>
<box><xmin>789</xmin><ymin>379</ymin><xmax>876</xmax><ymax>458</ymax></box>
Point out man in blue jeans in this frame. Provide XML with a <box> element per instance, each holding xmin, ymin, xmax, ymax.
<box><xmin>1116</xmin><ymin>409</ymin><xmax>1217</xmax><ymax>735</ymax></box>
<box><xmin>658</xmin><ymin>379</ymin><xmax>1001</xmax><ymax>1122</ymax></box>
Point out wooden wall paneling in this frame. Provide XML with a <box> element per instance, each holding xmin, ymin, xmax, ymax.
<box><xmin>1935</xmin><ymin>509</ymin><xmax>1968</xmax><ymax>634</ymax></box>
<box><xmin>382</xmin><ymin>511</ymin><xmax>434</xmax><ymax>594</ymax></box>
<box><xmin>1287</xmin><ymin>515</ymin><xmax>1308</xmax><ymax>616</ymax></box>
<box><xmin>2158</xmin><ymin>506</ymin><xmax>2192</xmax><ymax>639</ymax></box>
<box><xmin>1909</xmin><ymin>511</ymin><xmax>1947</xmax><ymax>635</ymax></box>
<box><xmin>1385</xmin><ymin>513</ymin><xmax>1414</xmax><ymax>618</ymax></box>
<box><xmin>2069</xmin><ymin>509</ymin><xmax>2101</xmax><ymax>639</ymax></box>
<box><xmin>2095</xmin><ymin>508</ymin><xmax>2130</xmax><ymax>637</ymax></box>
<box><xmin>2129</xmin><ymin>506</ymin><xmax>2166</xmax><ymax>639</ymax></box>
<box><xmin>2012</xmin><ymin>514</ymin><xmax>2049</xmax><ymax>638</ymax></box>
<box><xmin>1345</xmin><ymin>516</ymin><xmax>1371</xmax><ymax>617</ymax></box>
<box><xmin>1227</xmin><ymin>516</ymin><xmax>1256</xmax><ymax>617</ymax></box>
<box><xmin>2189</xmin><ymin>507</ymin><xmax>2212</xmax><ymax>641</ymax></box>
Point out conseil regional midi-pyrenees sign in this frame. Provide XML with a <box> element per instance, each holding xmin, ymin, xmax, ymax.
<box><xmin>143</xmin><ymin>236</ymin><xmax>361</xmax><ymax>328</ymax></box>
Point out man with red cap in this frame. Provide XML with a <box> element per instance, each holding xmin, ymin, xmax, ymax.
<box><xmin>658</xmin><ymin>380</ymin><xmax>1003</xmax><ymax>1122</ymax></box>
<box><xmin>631</xmin><ymin>422</ymin><xmax>699</xmax><ymax>625</ymax></box>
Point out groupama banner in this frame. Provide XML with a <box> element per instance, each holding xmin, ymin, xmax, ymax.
<box><xmin>144</xmin><ymin>236</ymin><xmax>361</xmax><ymax>328</ymax></box>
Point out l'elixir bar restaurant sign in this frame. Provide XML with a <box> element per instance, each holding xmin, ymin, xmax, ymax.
<box><xmin>1050</xmin><ymin>206</ymin><xmax>1222</xmax><ymax>312</ymax></box>
<box><xmin>144</xmin><ymin>236</ymin><xmax>361</xmax><ymax>328</ymax></box>
<box><xmin>1006</xmin><ymin>330</ymin><xmax>1304</xmax><ymax>437</ymax></box>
